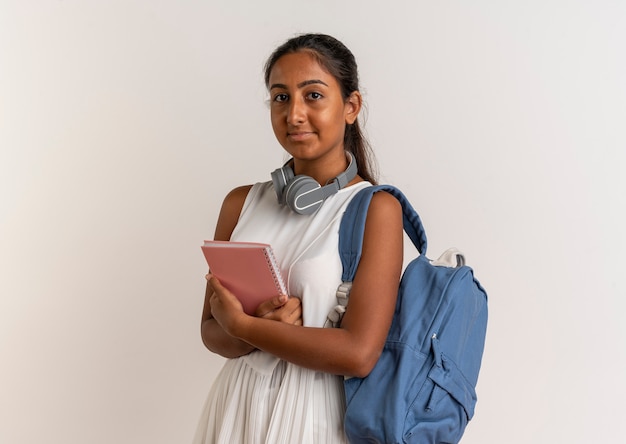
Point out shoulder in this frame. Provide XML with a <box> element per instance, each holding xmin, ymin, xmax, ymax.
<box><xmin>369</xmin><ymin>190</ymin><xmax>401</xmax><ymax>212</ymax></box>
<box><xmin>214</xmin><ymin>185</ymin><xmax>253</xmax><ymax>241</ymax></box>
<box><xmin>366</xmin><ymin>190</ymin><xmax>403</xmax><ymax>226</ymax></box>
<box><xmin>222</xmin><ymin>185</ymin><xmax>253</xmax><ymax>210</ymax></box>
<box><xmin>360</xmin><ymin>189</ymin><xmax>403</xmax><ymax>248</ymax></box>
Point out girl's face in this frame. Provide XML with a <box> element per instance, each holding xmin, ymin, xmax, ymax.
<box><xmin>268</xmin><ymin>52</ymin><xmax>361</xmax><ymax>175</ymax></box>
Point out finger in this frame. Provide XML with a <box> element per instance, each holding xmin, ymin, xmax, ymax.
<box><xmin>270</xmin><ymin>294</ymin><xmax>288</xmax><ymax>307</ymax></box>
<box><xmin>208</xmin><ymin>291</ymin><xmax>218</xmax><ymax>310</ymax></box>
<box><xmin>284</xmin><ymin>299</ymin><xmax>302</xmax><ymax>325</ymax></box>
<box><xmin>255</xmin><ymin>294</ymin><xmax>288</xmax><ymax>317</ymax></box>
<box><xmin>288</xmin><ymin>305</ymin><xmax>303</xmax><ymax>324</ymax></box>
<box><xmin>283</xmin><ymin>296</ymin><xmax>301</xmax><ymax>309</ymax></box>
<box><xmin>208</xmin><ymin>277</ymin><xmax>227</xmax><ymax>304</ymax></box>
<box><xmin>208</xmin><ymin>275</ymin><xmax>225</xmax><ymax>293</ymax></box>
<box><xmin>283</xmin><ymin>297</ymin><xmax>301</xmax><ymax>316</ymax></box>
<box><xmin>272</xmin><ymin>298</ymin><xmax>301</xmax><ymax>324</ymax></box>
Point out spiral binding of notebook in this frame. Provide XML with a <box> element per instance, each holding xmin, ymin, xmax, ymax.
<box><xmin>263</xmin><ymin>246</ymin><xmax>288</xmax><ymax>295</ymax></box>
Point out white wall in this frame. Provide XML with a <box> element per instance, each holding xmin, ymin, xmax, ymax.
<box><xmin>1</xmin><ymin>1</ymin><xmax>624</xmax><ymax>442</ymax></box>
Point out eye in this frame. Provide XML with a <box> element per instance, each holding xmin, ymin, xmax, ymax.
<box><xmin>307</xmin><ymin>91</ymin><xmax>323</xmax><ymax>100</ymax></box>
<box><xmin>273</xmin><ymin>93</ymin><xmax>289</xmax><ymax>103</ymax></box>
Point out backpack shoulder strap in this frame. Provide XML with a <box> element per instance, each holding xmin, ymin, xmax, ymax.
<box><xmin>339</xmin><ymin>185</ymin><xmax>428</xmax><ymax>282</ymax></box>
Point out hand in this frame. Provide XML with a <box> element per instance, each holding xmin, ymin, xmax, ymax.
<box><xmin>255</xmin><ymin>295</ymin><xmax>303</xmax><ymax>326</ymax></box>
<box><xmin>207</xmin><ymin>274</ymin><xmax>247</xmax><ymax>336</ymax></box>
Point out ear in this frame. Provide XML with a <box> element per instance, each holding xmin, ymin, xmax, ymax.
<box><xmin>344</xmin><ymin>91</ymin><xmax>362</xmax><ymax>125</ymax></box>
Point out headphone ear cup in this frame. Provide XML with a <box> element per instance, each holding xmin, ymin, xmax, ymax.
<box><xmin>285</xmin><ymin>176</ymin><xmax>324</xmax><ymax>215</ymax></box>
<box><xmin>271</xmin><ymin>166</ymin><xmax>295</xmax><ymax>204</ymax></box>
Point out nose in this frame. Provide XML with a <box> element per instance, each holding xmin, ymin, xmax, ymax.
<box><xmin>287</xmin><ymin>97</ymin><xmax>306</xmax><ymax>125</ymax></box>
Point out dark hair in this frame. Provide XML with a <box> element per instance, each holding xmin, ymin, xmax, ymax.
<box><xmin>264</xmin><ymin>33</ymin><xmax>378</xmax><ymax>185</ymax></box>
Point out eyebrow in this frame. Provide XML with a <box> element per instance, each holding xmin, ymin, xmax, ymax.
<box><xmin>269</xmin><ymin>79</ymin><xmax>329</xmax><ymax>90</ymax></box>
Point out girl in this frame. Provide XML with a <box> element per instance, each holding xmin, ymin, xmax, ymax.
<box><xmin>193</xmin><ymin>33</ymin><xmax>403</xmax><ymax>444</ymax></box>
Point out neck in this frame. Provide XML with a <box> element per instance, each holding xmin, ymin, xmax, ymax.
<box><xmin>292</xmin><ymin>151</ymin><xmax>351</xmax><ymax>185</ymax></box>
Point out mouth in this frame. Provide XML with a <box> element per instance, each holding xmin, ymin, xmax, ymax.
<box><xmin>287</xmin><ymin>131</ymin><xmax>315</xmax><ymax>141</ymax></box>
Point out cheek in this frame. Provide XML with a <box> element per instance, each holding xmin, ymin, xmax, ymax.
<box><xmin>270</xmin><ymin>111</ymin><xmax>283</xmax><ymax>134</ymax></box>
<box><xmin>317</xmin><ymin>110</ymin><xmax>346</xmax><ymax>139</ymax></box>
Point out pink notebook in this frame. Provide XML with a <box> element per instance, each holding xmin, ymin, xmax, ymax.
<box><xmin>201</xmin><ymin>241</ymin><xmax>288</xmax><ymax>315</ymax></box>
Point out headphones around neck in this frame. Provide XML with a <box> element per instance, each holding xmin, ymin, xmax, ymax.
<box><xmin>271</xmin><ymin>151</ymin><xmax>358</xmax><ymax>215</ymax></box>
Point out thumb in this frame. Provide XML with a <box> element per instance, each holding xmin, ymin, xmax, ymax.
<box><xmin>272</xmin><ymin>294</ymin><xmax>289</xmax><ymax>307</ymax></box>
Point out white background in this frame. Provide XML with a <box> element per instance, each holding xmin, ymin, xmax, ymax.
<box><xmin>1</xmin><ymin>1</ymin><xmax>625</xmax><ymax>443</ymax></box>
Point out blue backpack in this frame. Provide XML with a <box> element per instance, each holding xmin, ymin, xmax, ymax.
<box><xmin>336</xmin><ymin>185</ymin><xmax>488</xmax><ymax>444</ymax></box>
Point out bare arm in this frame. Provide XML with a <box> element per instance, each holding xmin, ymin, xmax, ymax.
<box><xmin>209</xmin><ymin>191</ymin><xmax>403</xmax><ymax>377</ymax></box>
<box><xmin>200</xmin><ymin>185</ymin><xmax>303</xmax><ymax>358</ymax></box>
<box><xmin>200</xmin><ymin>185</ymin><xmax>255</xmax><ymax>358</ymax></box>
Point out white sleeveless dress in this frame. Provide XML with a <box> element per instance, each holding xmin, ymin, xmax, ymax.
<box><xmin>193</xmin><ymin>180</ymin><xmax>371</xmax><ymax>444</ymax></box>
